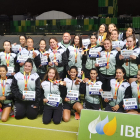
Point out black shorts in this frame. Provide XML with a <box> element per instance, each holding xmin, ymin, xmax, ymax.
<box><xmin>0</xmin><ymin>103</ymin><xmax>12</xmax><ymax>110</ymax></box>
<box><xmin>84</xmin><ymin>100</ymin><xmax>101</xmax><ymax>110</ymax></box>
<box><xmin>63</xmin><ymin>101</ymin><xmax>79</xmax><ymax>110</ymax></box>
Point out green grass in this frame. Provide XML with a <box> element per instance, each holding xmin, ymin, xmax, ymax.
<box><xmin>0</xmin><ymin>115</ymin><xmax>79</xmax><ymax>140</ymax></box>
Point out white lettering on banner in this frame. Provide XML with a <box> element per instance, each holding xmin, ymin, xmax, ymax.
<box><xmin>120</xmin><ymin>125</ymin><xmax>140</xmax><ymax>138</ymax></box>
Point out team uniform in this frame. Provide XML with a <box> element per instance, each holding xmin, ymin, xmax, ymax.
<box><xmin>96</xmin><ymin>33</ymin><xmax>107</xmax><ymax>45</ymax></box>
<box><xmin>0</xmin><ymin>78</ymin><xmax>13</xmax><ymax>109</ymax></box>
<box><xmin>0</xmin><ymin>51</ymin><xmax>17</xmax><ymax>77</ymax></box>
<box><xmin>63</xmin><ymin>78</ymin><xmax>81</xmax><ymax>110</ymax></box>
<box><xmin>98</xmin><ymin>49</ymin><xmax>123</xmax><ymax>91</ymax></box>
<box><xmin>58</xmin><ymin>41</ymin><xmax>71</xmax><ymax>51</ymax></box>
<box><xmin>48</xmin><ymin>46</ymin><xmax>68</xmax><ymax>79</ymax></box>
<box><xmin>105</xmin><ymin>79</ymin><xmax>132</xmax><ymax>112</ymax></box>
<box><xmin>83</xmin><ymin>44</ymin><xmax>103</xmax><ymax>78</ymax></box>
<box><xmin>131</xmin><ymin>81</ymin><xmax>140</xmax><ymax>112</ymax></box>
<box><xmin>80</xmin><ymin>80</ymin><xmax>102</xmax><ymax>110</ymax></box>
<box><xmin>11</xmin><ymin>71</ymin><xmax>41</xmax><ymax>119</ymax></box>
<box><xmin>41</xmin><ymin>80</ymin><xmax>64</xmax><ymax>124</ymax></box>
<box><xmin>121</xmin><ymin>46</ymin><xmax>140</xmax><ymax>79</ymax></box>
<box><xmin>17</xmin><ymin>48</ymin><xmax>41</xmax><ymax>73</ymax></box>
<box><xmin>37</xmin><ymin>49</ymin><xmax>49</xmax><ymax>80</ymax></box>
<box><xmin>66</xmin><ymin>45</ymin><xmax>83</xmax><ymax>78</ymax></box>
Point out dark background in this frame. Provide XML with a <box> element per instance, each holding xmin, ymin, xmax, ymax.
<box><xmin>0</xmin><ymin>0</ymin><xmax>139</xmax><ymax>17</ymax></box>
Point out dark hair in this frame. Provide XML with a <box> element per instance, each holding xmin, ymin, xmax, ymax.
<box><xmin>24</xmin><ymin>58</ymin><xmax>33</xmax><ymax>67</ymax></box>
<box><xmin>89</xmin><ymin>33</ymin><xmax>98</xmax><ymax>40</ymax></box>
<box><xmin>3</xmin><ymin>40</ymin><xmax>11</xmax><ymax>46</ymax></box>
<box><xmin>71</xmin><ymin>34</ymin><xmax>83</xmax><ymax>48</ymax></box>
<box><xmin>111</xmin><ymin>29</ymin><xmax>119</xmax><ymax>35</ymax></box>
<box><xmin>0</xmin><ymin>65</ymin><xmax>8</xmax><ymax>72</ymax></box>
<box><xmin>116</xmin><ymin>67</ymin><xmax>126</xmax><ymax>79</ymax></box>
<box><xmin>27</xmin><ymin>36</ymin><xmax>34</xmax><ymax>43</ymax></box>
<box><xmin>39</xmin><ymin>39</ymin><xmax>46</xmax><ymax>44</ymax></box>
<box><xmin>49</xmin><ymin>37</ymin><xmax>58</xmax><ymax>44</ymax></box>
<box><xmin>127</xmin><ymin>35</ymin><xmax>136</xmax><ymax>46</ymax></box>
<box><xmin>42</xmin><ymin>67</ymin><xmax>60</xmax><ymax>83</ymax></box>
<box><xmin>19</xmin><ymin>35</ymin><xmax>27</xmax><ymax>40</ymax></box>
<box><xmin>69</xmin><ymin>66</ymin><xmax>78</xmax><ymax>72</ymax></box>
<box><xmin>99</xmin><ymin>24</ymin><xmax>108</xmax><ymax>33</ymax></box>
<box><xmin>90</xmin><ymin>68</ymin><xmax>98</xmax><ymax>74</ymax></box>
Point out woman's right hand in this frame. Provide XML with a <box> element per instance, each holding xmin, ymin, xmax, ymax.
<box><xmin>64</xmin><ymin>98</ymin><xmax>70</xmax><ymax>102</ymax></box>
<box><xmin>43</xmin><ymin>98</ymin><xmax>48</xmax><ymax>103</ymax></box>
<box><xmin>22</xmin><ymin>95</ymin><xmax>25</xmax><ymax>99</ymax></box>
<box><xmin>104</xmin><ymin>98</ymin><xmax>109</xmax><ymax>102</ymax></box>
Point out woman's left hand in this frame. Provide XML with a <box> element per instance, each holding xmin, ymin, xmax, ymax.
<box><xmin>0</xmin><ymin>96</ymin><xmax>6</xmax><ymax>101</ymax></box>
<box><xmin>111</xmin><ymin>104</ymin><xmax>119</xmax><ymax>112</ymax></box>
<box><xmin>54</xmin><ymin>62</ymin><xmax>58</xmax><ymax>66</ymax></box>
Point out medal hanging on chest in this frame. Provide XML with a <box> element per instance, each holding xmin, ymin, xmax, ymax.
<box><xmin>114</xmin><ymin>79</ymin><xmax>123</xmax><ymax>99</ymax></box>
<box><xmin>137</xmin><ymin>83</ymin><xmax>140</xmax><ymax>104</ymax></box>
<box><xmin>24</xmin><ymin>72</ymin><xmax>30</xmax><ymax>91</ymax></box>
<box><xmin>105</xmin><ymin>51</ymin><xmax>110</xmax><ymax>69</ymax></box>
<box><xmin>1</xmin><ymin>77</ymin><xmax>7</xmax><ymax>96</ymax></box>
<box><xmin>53</xmin><ymin>46</ymin><xmax>58</xmax><ymax>63</ymax></box>
<box><xmin>74</xmin><ymin>45</ymin><xmax>78</xmax><ymax>63</ymax></box>
<box><xmin>5</xmin><ymin>52</ymin><xmax>11</xmax><ymax>67</ymax></box>
<box><xmin>32</xmin><ymin>49</ymin><xmax>35</xmax><ymax>58</ymax></box>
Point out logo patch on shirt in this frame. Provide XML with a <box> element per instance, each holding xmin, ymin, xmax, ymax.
<box><xmin>31</xmin><ymin>78</ymin><xmax>34</xmax><ymax>81</ymax></box>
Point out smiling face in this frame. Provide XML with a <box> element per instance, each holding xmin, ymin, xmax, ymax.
<box><xmin>63</xmin><ymin>33</ymin><xmax>71</xmax><ymax>44</ymax></box>
<box><xmin>99</xmin><ymin>25</ymin><xmax>105</xmax><ymax>33</ymax></box>
<box><xmin>111</xmin><ymin>31</ymin><xmax>119</xmax><ymax>41</ymax></box>
<box><xmin>74</xmin><ymin>36</ymin><xmax>80</xmax><ymax>46</ymax></box>
<box><xmin>104</xmin><ymin>40</ymin><xmax>112</xmax><ymax>51</ymax></box>
<box><xmin>50</xmin><ymin>39</ymin><xmax>57</xmax><ymax>49</ymax></box>
<box><xmin>39</xmin><ymin>40</ymin><xmax>46</xmax><ymax>51</ymax></box>
<box><xmin>27</xmin><ymin>39</ymin><xmax>34</xmax><ymax>48</ymax></box>
<box><xmin>126</xmin><ymin>28</ymin><xmax>133</xmax><ymax>37</ymax></box>
<box><xmin>69</xmin><ymin>68</ymin><xmax>77</xmax><ymax>79</ymax></box>
<box><xmin>24</xmin><ymin>62</ymin><xmax>33</xmax><ymax>73</ymax></box>
<box><xmin>127</xmin><ymin>37</ymin><xmax>134</xmax><ymax>47</ymax></box>
<box><xmin>48</xmin><ymin>69</ymin><xmax>55</xmax><ymax>80</ymax></box>
<box><xmin>90</xmin><ymin>36</ymin><xmax>97</xmax><ymax>45</ymax></box>
<box><xmin>3</xmin><ymin>42</ymin><xmax>11</xmax><ymax>52</ymax></box>
<box><xmin>20</xmin><ymin>36</ymin><xmax>26</xmax><ymax>45</ymax></box>
<box><xmin>90</xmin><ymin>70</ymin><xmax>98</xmax><ymax>80</ymax></box>
<box><xmin>108</xmin><ymin>24</ymin><xmax>116</xmax><ymax>33</ymax></box>
<box><xmin>0</xmin><ymin>67</ymin><xmax>7</xmax><ymax>78</ymax></box>
<box><xmin>116</xmin><ymin>69</ymin><xmax>124</xmax><ymax>80</ymax></box>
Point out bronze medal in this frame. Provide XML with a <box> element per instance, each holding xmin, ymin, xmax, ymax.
<box><xmin>75</xmin><ymin>59</ymin><xmax>77</xmax><ymax>63</ymax></box>
<box><xmin>24</xmin><ymin>87</ymin><xmax>28</xmax><ymax>91</ymax></box>
<box><xmin>106</xmin><ymin>65</ymin><xmax>109</xmax><ymax>69</ymax></box>
<box><xmin>125</xmin><ymin>59</ymin><xmax>128</xmax><ymax>66</ymax></box>
<box><xmin>60</xmin><ymin>81</ymin><xmax>63</xmax><ymax>85</ymax></box>
<box><xmin>113</xmin><ymin>95</ymin><xmax>117</xmax><ymax>99</ymax></box>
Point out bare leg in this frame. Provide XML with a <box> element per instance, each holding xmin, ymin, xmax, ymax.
<box><xmin>1</xmin><ymin>107</ymin><xmax>11</xmax><ymax>122</ymax></box>
<box><xmin>73</xmin><ymin>102</ymin><xmax>83</xmax><ymax>114</ymax></box>
<box><xmin>63</xmin><ymin>109</ymin><xmax>71</xmax><ymax>122</ymax></box>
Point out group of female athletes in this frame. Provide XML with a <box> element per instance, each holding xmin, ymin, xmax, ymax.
<box><xmin>0</xmin><ymin>23</ymin><xmax>140</xmax><ymax>125</ymax></box>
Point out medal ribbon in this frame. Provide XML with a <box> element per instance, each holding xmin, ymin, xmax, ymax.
<box><xmin>88</xmin><ymin>80</ymin><xmax>96</xmax><ymax>85</ymax></box>
<box><xmin>1</xmin><ymin>77</ymin><xmax>7</xmax><ymax>96</ymax></box>
<box><xmin>137</xmin><ymin>83</ymin><xmax>140</xmax><ymax>98</ymax></box>
<box><xmin>53</xmin><ymin>46</ymin><xmax>58</xmax><ymax>60</ymax></box>
<box><xmin>4</xmin><ymin>52</ymin><xmax>10</xmax><ymax>67</ymax></box>
<box><xmin>24</xmin><ymin>72</ymin><xmax>30</xmax><ymax>89</ymax></box>
<box><xmin>74</xmin><ymin>45</ymin><xmax>79</xmax><ymax>60</ymax></box>
<box><xmin>84</xmin><ymin>44</ymin><xmax>97</xmax><ymax>52</ymax></box>
<box><xmin>114</xmin><ymin>79</ymin><xmax>124</xmax><ymax>96</ymax></box>
<box><xmin>105</xmin><ymin>51</ymin><xmax>111</xmax><ymax>66</ymax></box>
